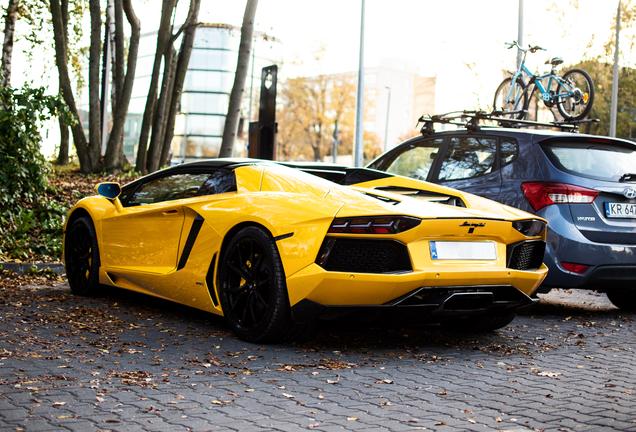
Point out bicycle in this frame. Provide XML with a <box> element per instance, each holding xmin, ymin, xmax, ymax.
<box><xmin>493</xmin><ymin>41</ymin><xmax>595</xmax><ymax>121</ymax></box>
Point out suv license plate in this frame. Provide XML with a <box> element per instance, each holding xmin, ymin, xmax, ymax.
<box><xmin>430</xmin><ymin>241</ymin><xmax>497</xmax><ymax>260</ymax></box>
<box><xmin>605</xmin><ymin>202</ymin><xmax>636</xmax><ymax>218</ymax></box>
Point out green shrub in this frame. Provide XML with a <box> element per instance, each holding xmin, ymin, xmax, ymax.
<box><xmin>0</xmin><ymin>84</ymin><xmax>75</xmax><ymax>261</ymax></box>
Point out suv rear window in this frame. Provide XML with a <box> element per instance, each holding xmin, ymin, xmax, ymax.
<box><xmin>541</xmin><ymin>140</ymin><xmax>636</xmax><ymax>182</ymax></box>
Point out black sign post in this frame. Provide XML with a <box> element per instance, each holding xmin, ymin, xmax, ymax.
<box><xmin>248</xmin><ymin>65</ymin><xmax>277</xmax><ymax>160</ymax></box>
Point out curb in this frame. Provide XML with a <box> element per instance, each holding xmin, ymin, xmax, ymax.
<box><xmin>0</xmin><ymin>262</ymin><xmax>66</xmax><ymax>275</ymax></box>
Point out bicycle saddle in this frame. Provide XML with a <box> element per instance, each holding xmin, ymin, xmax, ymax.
<box><xmin>545</xmin><ymin>57</ymin><xmax>564</xmax><ymax>66</ymax></box>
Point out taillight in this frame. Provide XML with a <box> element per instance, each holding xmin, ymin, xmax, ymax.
<box><xmin>522</xmin><ymin>182</ymin><xmax>599</xmax><ymax>211</ymax></box>
<box><xmin>561</xmin><ymin>262</ymin><xmax>589</xmax><ymax>274</ymax></box>
<box><xmin>328</xmin><ymin>216</ymin><xmax>421</xmax><ymax>234</ymax></box>
<box><xmin>512</xmin><ymin>219</ymin><xmax>546</xmax><ymax>236</ymax></box>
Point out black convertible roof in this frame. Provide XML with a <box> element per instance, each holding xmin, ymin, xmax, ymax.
<box><xmin>122</xmin><ymin>158</ymin><xmax>393</xmax><ymax>190</ymax></box>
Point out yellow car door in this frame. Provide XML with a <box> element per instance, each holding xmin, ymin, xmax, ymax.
<box><xmin>99</xmin><ymin>172</ymin><xmax>211</xmax><ymax>274</ymax></box>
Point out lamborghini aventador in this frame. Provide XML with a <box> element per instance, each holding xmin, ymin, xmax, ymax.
<box><xmin>63</xmin><ymin>159</ymin><xmax>548</xmax><ymax>343</ymax></box>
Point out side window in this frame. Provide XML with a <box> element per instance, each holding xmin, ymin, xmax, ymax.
<box><xmin>198</xmin><ymin>170</ymin><xmax>237</xmax><ymax>196</ymax></box>
<box><xmin>128</xmin><ymin>173</ymin><xmax>210</xmax><ymax>206</ymax></box>
<box><xmin>384</xmin><ymin>138</ymin><xmax>444</xmax><ymax>181</ymax></box>
<box><xmin>500</xmin><ymin>138</ymin><xmax>519</xmax><ymax>167</ymax></box>
<box><xmin>438</xmin><ymin>137</ymin><xmax>497</xmax><ymax>181</ymax></box>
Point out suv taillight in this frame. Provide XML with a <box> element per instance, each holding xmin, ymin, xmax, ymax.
<box><xmin>522</xmin><ymin>182</ymin><xmax>599</xmax><ymax>211</ymax></box>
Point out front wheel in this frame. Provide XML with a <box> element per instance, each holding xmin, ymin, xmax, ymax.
<box><xmin>493</xmin><ymin>77</ymin><xmax>528</xmax><ymax>119</ymax></box>
<box><xmin>218</xmin><ymin>226</ymin><xmax>313</xmax><ymax>343</ymax></box>
<box><xmin>556</xmin><ymin>69</ymin><xmax>595</xmax><ymax>120</ymax></box>
<box><xmin>606</xmin><ymin>289</ymin><xmax>636</xmax><ymax>311</ymax></box>
<box><xmin>65</xmin><ymin>216</ymin><xmax>101</xmax><ymax>296</ymax></box>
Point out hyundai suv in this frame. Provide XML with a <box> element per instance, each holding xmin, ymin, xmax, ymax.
<box><xmin>367</xmin><ymin>111</ymin><xmax>636</xmax><ymax>311</ymax></box>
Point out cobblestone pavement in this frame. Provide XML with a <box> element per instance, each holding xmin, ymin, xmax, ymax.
<box><xmin>0</xmin><ymin>276</ymin><xmax>634</xmax><ymax>432</ymax></box>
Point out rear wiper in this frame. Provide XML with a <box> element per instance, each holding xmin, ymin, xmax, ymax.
<box><xmin>619</xmin><ymin>173</ymin><xmax>636</xmax><ymax>182</ymax></box>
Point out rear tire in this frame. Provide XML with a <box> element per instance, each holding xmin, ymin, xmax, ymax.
<box><xmin>65</xmin><ymin>216</ymin><xmax>100</xmax><ymax>296</ymax></box>
<box><xmin>556</xmin><ymin>69</ymin><xmax>594</xmax><ymax>120</ymax></box>
<box><xmin>606</xmin><ymin>289</ymin><xmax>636</xmax><ymax>311</ymax></box>
<box><xmin>493</xmin><ymin>77</ymin><xmax>528</xmax><ymax>119</ymax></box>
<box><xmin>218</xmin><ymin>226</ymin><xmax>313</xmax><ymax>343</ymax></box>
<box><xmin>442</xmin><ymin>312</ymin><xmax>516</xmax><ymax>333</ymax></box>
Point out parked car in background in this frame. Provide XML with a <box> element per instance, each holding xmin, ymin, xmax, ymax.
<box><xmin>64</xmin><ymin>159</ymin><xmax>548</xmax><ymax>343</ymax></box>
<box><xmin>368</xmin><ymin>111</ymin><xmax>636</xmax><ymax>311</ymax></box>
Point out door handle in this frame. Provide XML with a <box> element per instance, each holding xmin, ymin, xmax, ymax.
<box><xmin>162</xmin><ymin>209</ymin><xmax>179</xmax><ymax>216</ymax></box>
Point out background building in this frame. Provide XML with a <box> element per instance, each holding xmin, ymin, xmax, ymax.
<box><xmin>365</xmin><ymin>58</ymin><xmax>436</xmax><ymax>152</ymax></box>
<box><xmin>124</xmin><ymin>23</ymin><xmax>282</xmax><ymax>163</ymax></box>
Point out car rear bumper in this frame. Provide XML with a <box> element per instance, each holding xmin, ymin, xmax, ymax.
<box><xmin>542</xmin><ymin>227</ymin><xmax>636</xmax><ymax>290</ymax></box>
<box><xmin>290</xmin><ymin>285</ymin><xmax>538</xmax><ymax>324</ymax></box>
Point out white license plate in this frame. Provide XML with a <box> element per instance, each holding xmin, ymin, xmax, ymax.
<box><xmin>429</xmin><ymin>241</ymin><xmax>497</xmax><ymax>260</ymax></box>
<box><xmin>605</xmin><ymin>202</ymin><xmax>636</xmax><ymax>218</ymax></box>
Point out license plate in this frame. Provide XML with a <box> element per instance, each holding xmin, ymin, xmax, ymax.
<box><xmin>605</xmin><ymin>202</ymin><xmax>636</xmax><ymax>218</ymax></box>
<box><xmin>429</xmin><ymin>241</ymin><xmax>497</xmax><ymax>260</ymax></box>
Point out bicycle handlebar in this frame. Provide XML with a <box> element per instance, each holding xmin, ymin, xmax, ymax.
<box><xmin>505</xmin><ymin>41</ymin><xmax>546</xmax><ymax>53</ymax></box>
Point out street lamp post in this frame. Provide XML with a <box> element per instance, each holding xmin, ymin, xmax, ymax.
<box><xmin>353</xmin><ymin>0</ymin><xmax>365</xmax><ymax>167</ymax></box>
<box><xmin>384</xmin><ymin>86</ymin><xmax>391</xmax><ymax>152</ymax></box>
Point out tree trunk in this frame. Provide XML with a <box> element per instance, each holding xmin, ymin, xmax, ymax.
<box><xmin>49</xmin><ymin>0</ymin><xmax>92</xmax><ymax>172</ymax></box>
<box><xmin>146</xmin><ymin>44</ymin><xmax>176</xmax><ymax>173</ymax></box>
<box><xmin>56</xmin><ymin>120</ymin><xmax>70</xmax><ymax>165</ymax></box>
<box><xmin>134</xmin><ymin>0</ymin><xmax>177</xmax><ymax>173</ymax></box>
<box><xmin>113</xmin><ymin>0</ymin><xmax>123</xmax><ymax>112</ymax></box>
<box><xmin>1</xmin><ymin>0</ymin><xmax>18</xmax><ymax>88</ymax></box>
<box><xmin>88</xmin><ymin>0</ymin><xmax>102</xmax><ymax>170</ymax></box>
<box><xmin>160</xmin><ymin>0</ymin><xmax>201</xmax><ymax>168</ymax></box>
<box><xmin>218</xmin><ymin>0</ymin><xmax>258</xmax><ymax>158</ymax></box>
<box><xmin>55</xmin><ymin>0</ymin><xmax>69</xmax><ymax>165</ymax></box>
<box><xmin>104</xmin><ymin>0</ymin><xmax>139</xmax><ymax>173</ymax></box>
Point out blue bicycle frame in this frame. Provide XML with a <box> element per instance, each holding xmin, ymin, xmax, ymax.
<box><xmin>505</xmin><ymin>53</ymin><xmax>575</xmax><ymax>106</ymax></box>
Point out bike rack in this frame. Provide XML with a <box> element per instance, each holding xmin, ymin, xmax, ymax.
<box><xmin>416</xmin><ymin>110</ymin><xmax>600</xmax><ymax>135</ymax></box>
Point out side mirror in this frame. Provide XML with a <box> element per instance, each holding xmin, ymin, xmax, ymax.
<box><xmin>95</xmin><ymin>182</ymin><xmax>123</xmax><ymax>212</ymax></box>
<box><xmin>95</xmin><ymin>182</ymin><xmax>122</xmax><ymax>199</ymax></box>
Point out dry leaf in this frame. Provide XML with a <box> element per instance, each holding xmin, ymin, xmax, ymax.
<box><xmin>175</xmin><ymin>395</ymin><xmax>185</xmax><ymax>399</ymax></box>
<box><xmin>347</xmin><ymin>417</ymin><xmax>358</xmax><ymax>421</ymax></box>
<box><xmin>375</xmin><ymin>379</ymin><xmax>393</xmax><ymax>384</ymax></box>
<box><xmin>245</xmin><ymin>389</ymin><xmax>254</xmax><ymax>392</ymax></box>
<box><xmin>380</xmin><ymin>401</ymin><xmax>393</xmax><ymax>406</ymax></box>
<box><xmin>537</xmin><ymin>371</ymin><xmax>561</xmax><ymax>377</ymax></box>
<box><xmin>282</xmin><ymin>393</ymin><xmax>295</xmax><ymax>398</ymax></box>
<box><xmin>468</xmin><ymin>419</ymin><xmax>476</xmax><ymax>424</ymax></box>
<box><xmin>438</xmin><ymin>391</ymin><xmax>447</xmax><ymax>395</ymax></box>
<box><xmin>308</xmin><ymin>423</ymin><xmax>319</xmax><ymax>428</ymax></box>
<box><xmin>435</xmin><ymin>421</ymin><xmax>446</xmax><ymax>425</ymax></box>
<box><xmin>52</xmin><ymin>402</ymin><xmax>66</xmax><ymax>406</ymax></box>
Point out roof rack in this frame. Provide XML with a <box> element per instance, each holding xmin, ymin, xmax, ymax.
<box><xmin>416</xmin><ymin>110</ymin><xmax>600</xmax><ymax>136</ymax></box>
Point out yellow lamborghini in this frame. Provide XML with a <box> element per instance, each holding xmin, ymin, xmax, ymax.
<box><xmin>63</xmin><ymin>159</ymin><xmax>548</xmax><ymax>343</ymax></box>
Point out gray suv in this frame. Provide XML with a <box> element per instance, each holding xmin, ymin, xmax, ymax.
<box><xmin>368</xmin><ymin>111</ymin><xmax>636</xmax><ymax>311</ymax></box>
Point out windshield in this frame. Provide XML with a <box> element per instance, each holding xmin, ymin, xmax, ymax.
<box><xmin>541</xmin><ymin>140</ymin><xmax>636</xmax><ymax>182</ymax></box>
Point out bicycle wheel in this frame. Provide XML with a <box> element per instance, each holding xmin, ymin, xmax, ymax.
<box><xmin>556</xmin><ymin>68</ymin><xmax>594</xmax><ymax>120</ymax></box>
<box><xmin>493</xmin><ymin>77</ymin><xmax>528</xmax><ymax>119</ymax></box>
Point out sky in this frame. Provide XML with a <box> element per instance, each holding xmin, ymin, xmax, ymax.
<box><xmin>4</xmin><ymin>0</ymin><xmax>627</xmax><ymax>155</ymax></box>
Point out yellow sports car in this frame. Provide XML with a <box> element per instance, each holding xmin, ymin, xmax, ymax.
<box><xmin>63</xmin><ymin>159</ymin><xmax>548</xmax><ymax>343</ymax></box>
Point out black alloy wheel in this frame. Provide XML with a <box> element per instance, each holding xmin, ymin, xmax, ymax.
<box><xmin>219</xmin><ymin>226</ymin><xmax>298</xmax><ymax>343</ymax></box>
<box><xmin>65</xmin><ymin>216</ymin><xmax>100</xmax><ymax>296</ymax></box>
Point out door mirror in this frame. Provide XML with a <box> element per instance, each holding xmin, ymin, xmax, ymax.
<box><xmin>96</xmin><ymin>182</ymin><xmax>122</xmax><ymax>200</ymax></box>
